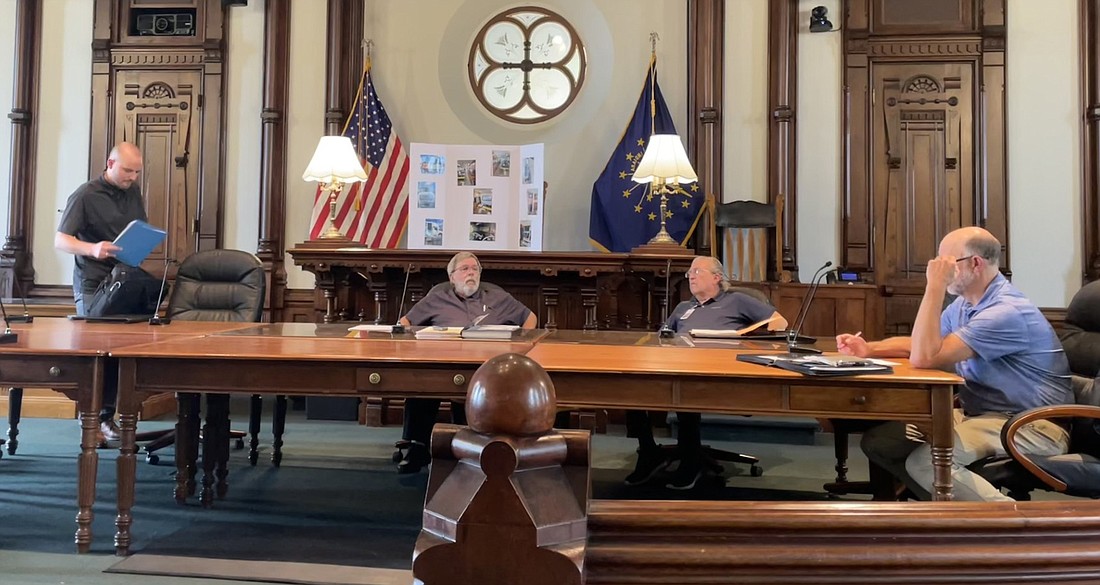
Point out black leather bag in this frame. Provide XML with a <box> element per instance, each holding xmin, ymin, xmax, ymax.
<box><xmin>85</xmin><ymin>263</ymin><xmax>165</xmax><ymax>317</ymax></box>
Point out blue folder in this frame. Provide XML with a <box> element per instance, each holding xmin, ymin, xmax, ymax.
<box><xmin>112</xmin><ymin>220</ymin><xmax>167</xmax><ymax>267</ymax></box>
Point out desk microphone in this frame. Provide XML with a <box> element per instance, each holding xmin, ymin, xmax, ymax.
<box><xmin>785</xmin><ymin>261</ymin><xmax>837</xmax><ymax>354</ymax></box>
<box><xmin>148</xmin><ymin>258</ymin><xmax>175</xmax><ymax>326</ymax></box>
<box><xmin>5</xmin><ymin>272</ymin><xmax>33</xmax><ymax>323</ymax></box>
<box><xmin>391</xmin><ymin>263</ymin><xmax>412</xmax><ymax>334</ymax></box>
<box><xmin>658</xmin><ymin>258</ymin><xmax>675</xmax><ymax>338</ymax></box>
<box><xmin>0</xmin><ymin>293</ymin><xmax>19</xmax><ymax>343</ymax></box>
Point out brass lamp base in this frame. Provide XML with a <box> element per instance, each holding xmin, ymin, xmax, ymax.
<box><xmin>315</xmin><ymin>181</ymin><xmax>350</xmax><ymax>241</ymax></box>
<box><xmin>630</xmin><ymin>242</ymin><xmax>694</xmax><ymax>256</ymax></box>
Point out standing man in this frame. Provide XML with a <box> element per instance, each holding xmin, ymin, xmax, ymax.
<box><xmin>55</xmin><ymin>142</ymin><xmax>147</xmax><ymax>443</ymax></box>
<box><xmin>396</xmin><ymin>251</ymin><xmax>537</xmax><ymax>473</ymax></box>
<box><xmin>836</xmin><ymin>226</ymin><xmax>1072</xmax><ymax>501</ymax></box>
<box><xmin>625</xmin><ymin>256</ymin><xmax>787</xmax><ymax>490</ymax></box>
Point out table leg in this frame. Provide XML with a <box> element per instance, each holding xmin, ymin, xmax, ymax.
<box><xmin>248</xmin><ymin>394</ymin><xmax>261</xmax><ymax>466</ymax></box>
<box><xmin>930</xmin><ymin>384</ymin><xmax>955</xmax><ymax>501</ymax></box>
<box><xmin>7</xmin><ymin>387</ymin><xmax>22</xmax><ymax>455</ymax></box>
<box><xmin>175</xmin><ymin>393</ymin><xmax>200</xmax><ymax>504</ymax></box>
<box><xmin>272</xmin><ymin>395</ymin><xmax>287</xmax><ymax>467</ymax></box>
<box><xmin>114</xmin><ymin>358</ymin><xmax>138</xmax><ymax>555</ymax></box>
<box><xmin>75</xmin><ymin>363</ymin><xmax>103</xmax><ymax>554</ymax></box>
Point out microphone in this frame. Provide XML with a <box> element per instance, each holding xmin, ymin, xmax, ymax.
<box><xmin>0</xmin><ymin>293</ymin><xmax>19</xmax><ymax>343</ymax></box>
<box><xmin>5</xmin><ymin>272</ymin><xmax>33</xmax><ymax>323</ymax></box>
<box><xmin>786</xmin><ymin>261</ymin><xmax>837</xmax><ymax>355</ymax></box>
<box><xmin>658</xmin><ymin>258</ymin><xmax>675</xmax><ymax>338</ymax></box>
<box><xmin>148</xmin><ymin>258</ymin><xmax>175</xmax><ymax>325</ymax></box>
<box><xmin>391</xmin><ymin>263</ymin><xmax>412</xmax><ymax>334</ymax></box>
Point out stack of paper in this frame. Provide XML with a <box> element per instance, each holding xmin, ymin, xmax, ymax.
<box><xmin>414</xmin><ymin>326</ymin><xmax>464</xmax><ymax>339</ymax></box>
<box><xmin>461</xmin><ymin>325</ymin><xmax>520</xmax><ymax>340</ymax></box>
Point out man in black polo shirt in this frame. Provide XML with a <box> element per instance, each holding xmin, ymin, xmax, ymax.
<box><xmin>624</xmin><ymin>255</ymin><xmax>788</xmax><ymax>490</ymax></box>
<box><xmin>395</xmin><ymin>251</ymin><xmax>537</xmax><ymax>473</ymax></box>
<box><xmin>55</xmin><ymin>142</ymin><xmax>147</xmax><ymax>444</ymax></box>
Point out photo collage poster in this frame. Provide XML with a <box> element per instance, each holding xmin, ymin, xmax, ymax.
<box><xmin>408</xmin><ymin>142</ymin><xmax>544</xmax><ymax>251</ymax></box>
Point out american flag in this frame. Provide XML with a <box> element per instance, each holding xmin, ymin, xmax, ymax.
<box><xmin>309</xmin><ymin>64</ymin><xmax>409</xmax><ymax>246</ymax></box>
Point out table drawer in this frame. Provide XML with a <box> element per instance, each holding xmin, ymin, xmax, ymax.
<box><xmin>789</xmin><ymin>386</ymin><xmax>930</xmax><ymax>416</ymax></box>
<box><xmin>0</xmin><ymin>355</ymin><xmax>89</xmax><ymax>387</ymax></box>
<box><xmin>355</xmin><ymin>366</ymin><xmax>474</xmax><ymax>396</ymax></box>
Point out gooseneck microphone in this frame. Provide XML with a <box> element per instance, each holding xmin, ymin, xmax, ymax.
<box><xmin>6</xmin><ymin>273</ymin><xmax>33</xmax><ymax>323</ymax></box>
<box><xmin>658</xmin><ymin>258</ymin><xmax>675</xmax><ymax>338</ymax></box>
<box><xmin>390</xmin><ymin>263</ymin><xmax>413</xmax><ymax>334</ymax></box>
<box><xmin>786</xmin><ymin>261</ymin><xmax>837</xmax><ymax>354</ymax></box>
<box><xmin>0</xmin><ymin>293</ymin><xmax>19</xmax><ymax>343</ymax></box>
<box><xmin>148</xmin><ymin>258</ymin><xmax>175</xmax><ymax>325</ymax></box>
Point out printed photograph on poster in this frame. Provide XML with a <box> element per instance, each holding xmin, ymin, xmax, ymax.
<box><xmin>420</xmin><ymin>154</ymin><xmax>445</xmax><ymax>175</ymax></box>
<box><xmin>469</xmin><ymin>222</ymin><xmax>496</xmax><ymax>242</ymax></box>
<box><xmin>473</xmin><ymin>188</ymin><xmax>493</xmax><ymax>214</ymax></box>
<box><xmin>522</xmin><ymin>157</ymin><xmax>534</xmax><ymax>184</ymax></box>
<box><xmin>457</xmin><ymin>159</ymin><xmax>477</xmax><ymax>186</ymax></box>
<box><xmin>526</xmin><ymin>188</ymin><xmax>539</xmax><ymax>215</ymax></box>
<box><xmin>417</xmin><ymin>181</ymin><xmax>437</xmax><ymax>208</ymax></box>
<box><xmin>492</xmin><ymin>150</ymin><xmax>510</xmax><ymax>177</ymax></box>
<box><xmin>519</xmin><ymin>221</ymin><xmax>532</xmax><ymax>248</ymax></box>
<box><xmin>424</xmin><ymin>219</ymin><xmax>444</xmax><ymax>246</ymax></box>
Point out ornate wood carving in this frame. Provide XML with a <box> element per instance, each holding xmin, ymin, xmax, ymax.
<box><xmin>1082</xmin><ymin>0</ymin><xmax>1100</xmax><ymax>282</ymax></box>
<box><xmin>256</xmin><ymin>0</ymin><xmax>291</xmax><ymax>321</ymax></box>
<box><xmin>1</xmin><ymin>0</ymin><xmax>42</xmax><ymax>298</ymax></box>
<box><xmin>768</xmin><ymin>0</ymin><xmax>799</xmax><ymax>279</ymax></box>
<box><xmin>687</xmin><ymin>0</ymin><xmax>724</xmax><ymax>256</ymax></box>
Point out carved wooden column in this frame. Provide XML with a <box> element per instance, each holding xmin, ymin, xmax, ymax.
<box><xmin>768</xmin><ymin>0</ymin><xmax>799</xmax><ymax>280</ymax></box>
<box><xmin>256</xmin><ymin>0</ymin><xmax>291</xmax><ymax>321</ymax></box>
<box><xmin>325</xmin><ymin>0</ymin><xmax>364</xmax><ymax>135</ymax></box>
<box><xmin>687</xmin><ymin>0</ymin><xmax>724</xmax><ymax>256</ymax></box>
<box><xmin>413</xmin><ymin>353</ymin><xmax>589</xmax><ymax>585</ymax></box>
<box><xmin>1</xmin><ymin>0</ymin><xmax>42</xmax><ymax>297</ymax></box>
<box><xmin>1083</xmin><ymin>0</ymin><xmax>1100</xmax><ymax>282</ymax></box>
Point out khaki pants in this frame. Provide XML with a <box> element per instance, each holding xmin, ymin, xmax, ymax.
<box><xmin>861</xmin><ymin>409</ymin><xmax>1069</xmax><ymax>501</ymax></box>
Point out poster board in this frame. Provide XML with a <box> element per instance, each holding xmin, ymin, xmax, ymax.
<box><xmin>408</xmin><ymin>143</ymin><xmax>544</xmax><ymax>251</ymax></box>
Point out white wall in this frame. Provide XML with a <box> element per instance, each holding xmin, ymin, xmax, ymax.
<box><xmin>723</xmin><ymin>0</ymin><xmax>770</xmax><ymax>204</ymax></box>
<box><xmin>0</xmin><ymin>1</ymin><xmax>15</xmax><ymax>244</ymax></box>
<box><xmin>1006</xmin><ymin>0</ymin><xmax>1082</xmax><ymax>306</ymax></box>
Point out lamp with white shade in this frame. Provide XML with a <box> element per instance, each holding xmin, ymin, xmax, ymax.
<box><xmin>631</xmin><ymin>134</ymin><xmax>698</xmax><ymax>247</ymax></box>
<box><xmin>303</xmin><ymin>136</ymin><xmax>369</xmax><ymax>240</ymax></box>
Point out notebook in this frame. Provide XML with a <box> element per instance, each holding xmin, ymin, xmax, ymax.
<box><xmin>112</xmin><ymin>220</ymin><xmax>167</xmax><ymax>267</ymax></box>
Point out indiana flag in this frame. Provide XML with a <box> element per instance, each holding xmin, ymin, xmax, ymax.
<box><xmin>588</xmin><ymin>56</ymin><xmax>704</xmax><ymax>252</ymax></box>
<box><xmin>309</xmin><ymin>62</ymin><xmax>410</xmax><ymax>246</ymax></box>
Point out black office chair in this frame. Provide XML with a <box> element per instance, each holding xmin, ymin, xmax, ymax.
<box><xmin>971</xmin><ymin>280</ymin><xmax>1100</xmax><ymax>499</ymax></box>
<box><xmin>136</xmin><ymin>250</ymin><xmax>284</xmax><ymax>470</ymax></box>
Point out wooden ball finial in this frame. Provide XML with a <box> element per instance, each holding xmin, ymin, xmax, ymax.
<box><xmin>466</xmin><ymin>353</ymin><xmax>557</xmax><ymax>436</ymax></box>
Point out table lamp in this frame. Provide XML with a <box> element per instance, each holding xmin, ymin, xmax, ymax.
<box><xmin>302</xmin><ymin>136</ymin><xmax>368</xmax><ymax>240</ymax></box>
<box><xmin>631</xmin><ymin>134</ymin><xmax>698</xmax><ymax>245</ymax></box>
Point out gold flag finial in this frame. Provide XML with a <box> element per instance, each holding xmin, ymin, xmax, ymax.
<box><xmin>363</xmin><ymin>39</ymin><xmax>374</xmax><ymax>68</ymax></box>
<box><xmin>649</xmin><ymin>32</ymin><xmax>659</xmax><ymax>56</ymax></box>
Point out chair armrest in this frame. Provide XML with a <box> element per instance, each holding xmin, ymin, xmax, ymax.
<box><xmin>1000</xmin><ymin>404</ymin><xmax>1100</xmax><ymax>492</ymax></box>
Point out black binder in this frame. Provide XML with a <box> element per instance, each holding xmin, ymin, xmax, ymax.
<box><xmin>737</xmin><ymin>353</ymin><xmax>893</xmax><ymax>377</ymax></box>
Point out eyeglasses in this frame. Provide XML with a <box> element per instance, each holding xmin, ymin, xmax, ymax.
<box><xmin>451</xmin><ymin>265</ymin><xmax>481</xmax><ymax>275</ymax></box>
<box><xmin>684</xmin><ymin>268</ymin><xmax>717</xmax><ymax>278</ymax></box>
<box><xmin>954</xmin><ymin>255</ymin><xmax>974</xmax><ymax>263</ymax></box>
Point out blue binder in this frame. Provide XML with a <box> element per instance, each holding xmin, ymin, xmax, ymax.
<box><xmin>112</xmin><ymin>220</ymin><xmax>166</xmax><ymax>267</ymax></box>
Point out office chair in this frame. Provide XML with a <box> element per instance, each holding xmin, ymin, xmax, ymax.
<box><xmin>707</xmin><ymin>193</ymin><xmax>790</xmax><ymax>283</ymax></box>
<box><xmin>136</xmin><ymin>250</ymin><xmax>284</xmax><ymax>471</ymax></box>
<box><xmin>971</xmin><ymin>280</ymin><xmax>1100</xmax><ymax>499</ymax></box>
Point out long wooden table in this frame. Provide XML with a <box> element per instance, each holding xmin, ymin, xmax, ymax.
<box><xmin>0</xmin><ymin>318</ymin><xmax>253</xmax><ymax>552</ymax></box>
<box><xmin>110</xmin><ymin>325</ymin><xmax>960</xmax><ymax>555</ymax></box>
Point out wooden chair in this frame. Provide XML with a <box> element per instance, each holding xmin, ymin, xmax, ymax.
<box><xmin>706</xmin><ymin>193</ymin><xmax>790</xmax><ymax>283</ymax></box>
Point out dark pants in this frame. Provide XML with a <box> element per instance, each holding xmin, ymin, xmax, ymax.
<box><xmin>75</xmin><ymin>281</ymin><xmax>116</xmax><ymax>423</ymax></box>
<box><xmin>403</xmin><ymin>398</ymin><xmax>573</xmax><ymax>445</ymax></box>
<box><xmin>626</xmin><ymin>410</ymin><xmax>702</xmax><ymax>452</ymax></box>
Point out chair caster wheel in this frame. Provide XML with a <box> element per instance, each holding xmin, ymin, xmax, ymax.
<box><xmin>234</xmin><ymin>438</ymin><xmax>244</xmax><ymax>450</ymax></box>
<box><xmin>750</xmin><ymin>465</ymin><xmax>764</xmax><ymax>477</ymax></box>
<box><xmin>147</xmin><ymin>454</ymin><xmax>160</xmax><ymax>465</ymax></box>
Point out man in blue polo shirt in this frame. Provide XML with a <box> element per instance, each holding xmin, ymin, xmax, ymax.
<box><xmin>836</xmin><ymin>226</ymin><xmax>1072</xmax><ymax>501</ymax></box>
<box><xmin>625</xmin><ymin>255</ymin><xmax>787</xmax><ymax>490</ymax></box>
<box><xmin>395</xmin><ymin>251</ymin><xmax>536</xmax><ymax>473</ymax></box>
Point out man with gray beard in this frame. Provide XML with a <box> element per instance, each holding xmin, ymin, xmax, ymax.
<box><xmin>395</xmin><ymin>251</ymin><xmax>536</xmax><ymax>473</ymax></box>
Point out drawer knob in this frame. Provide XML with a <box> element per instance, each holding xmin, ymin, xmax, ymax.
<box><xmin>49</xmin><ymin>367</ymin><xmax>61</xmax><ymax>378</ymax></box>
<box><xmin>852</xmin><ymin>395</ymin><xmax>868</xmax><ymax>405</ymax></box>
<box><xmin>453</xmin><ymin>374</ymin><xmax>465</xmax><ymax>386</ymax></box>
<box><xmin>368</xmin><ymin>372</ymin><xmax>381</xmax><ymax>384</ymax></box>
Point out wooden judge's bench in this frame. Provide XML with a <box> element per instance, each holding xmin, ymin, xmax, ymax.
<box><xmin>287</xmin><ymin>244</ymin><xmax>885</xmax><ymax>339</ymax></box>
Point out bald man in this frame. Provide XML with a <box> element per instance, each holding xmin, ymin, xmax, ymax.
<box><xmin>55</xmin><ymin>142</ymin><xmax>148</xmax><ymax>444</ymax></box>
<box><xmin>836</xmin><ymin>227</ymin><xmax>1072</xmax><ymax>501</ymax></box>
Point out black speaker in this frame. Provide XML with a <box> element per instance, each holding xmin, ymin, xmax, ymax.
<box><xmin>223</xmin><ymin>0</ymin><xmax>247</xmax><ymax>7</ymax></box>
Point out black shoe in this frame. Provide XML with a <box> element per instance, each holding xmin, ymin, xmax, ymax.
<box><xmin>624</xmin><ymin>447</ymin><xmax>668</xmax><ymax>486</ymax></box>
<box><xmin>397</xmin><ymin>442</ymin><xmax>431</xmax><ymax>474</ymax></box>
<box><xmin>666</xmin><ymin>458</ymin><xmax>702</xmax><ymax>490</ymax></box>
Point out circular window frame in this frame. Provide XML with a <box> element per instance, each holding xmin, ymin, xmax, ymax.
<box><xmin>467</xmin><ymin>6</ymin><xmax>587</xmax><ymax>125</ymax></box>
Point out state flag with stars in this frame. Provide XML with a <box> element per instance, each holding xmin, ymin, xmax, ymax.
<box><xmin>309</xmin><ymin>61</ymin><xmax>410</xmax><ymax>246</ymax></box>
<box><xmin>588</xmin><ymin>56</ymin><xmax>704</xmax><ymax>252</ymax></box>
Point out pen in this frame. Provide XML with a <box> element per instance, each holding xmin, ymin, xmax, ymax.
<box><xmin>854</xmin><ymin>331</ymin><xmax>863</xmax><ymax>338</ymax></box>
